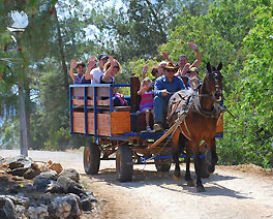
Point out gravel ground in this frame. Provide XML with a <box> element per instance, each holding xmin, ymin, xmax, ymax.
<box><xmin>1</xmin><ymin>149</ymin><xmax>272</xmax><ymax>219</ymax></box>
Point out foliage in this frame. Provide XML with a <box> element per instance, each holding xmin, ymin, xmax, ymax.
<box><xmin>220</xmin><ymin>3</ymin><xmax>273</xmax><ymax>168</ymax></box>
<box><xmin>0</xmin><ymin>0</ymin><xmax>272</xmax><ymax>169</ymax></box>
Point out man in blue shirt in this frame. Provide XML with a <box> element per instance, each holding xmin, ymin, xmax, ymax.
<box><xmin>154</xmin><ymin>63</ymin><xmax>186</xmax><ymax>131</ymax></box>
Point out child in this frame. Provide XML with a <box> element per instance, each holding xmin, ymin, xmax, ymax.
<box><xmin>137</xmin><ymin>77</ymin><xmax>154</xmax><ymax>131</ymax></box>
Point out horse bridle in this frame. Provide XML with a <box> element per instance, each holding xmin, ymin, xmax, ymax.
<box><xmin>212</xmin><ymin>71</ymin><xmax>223</xmax><ymax>102</ymax></box>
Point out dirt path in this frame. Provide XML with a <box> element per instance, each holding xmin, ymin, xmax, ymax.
<box><xmin>1</xmin><ymin>150</ymin><xmax>273</xmax><ymax>219</ymax></box>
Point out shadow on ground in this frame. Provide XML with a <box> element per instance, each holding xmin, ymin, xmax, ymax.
<box><xmin>82</xmin><ymin>165</ymin><xmax>248</xmax><ymax>199</ymax></box>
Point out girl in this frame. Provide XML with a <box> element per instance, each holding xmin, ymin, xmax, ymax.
<box><xmin>137</xmin><ymin>77</ymin><xmax>154</xmax><ymax>131</ymax></box>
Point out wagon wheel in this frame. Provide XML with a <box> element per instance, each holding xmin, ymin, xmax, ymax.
<box><xmin>83</xmin><ymin>142</ymin><xmax>101</xmax><ymax>175</ymax></box>
<box><xmin>116</xmin><ymin>146</ymin><xmax>133</xmax><ymax>182</ymax></box>
<box><xmin>154</xmin><ymin>158</ymin><xmax>172</xmax><ymax>172</ymax></box>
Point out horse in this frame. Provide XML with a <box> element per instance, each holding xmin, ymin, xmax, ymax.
<box><xmin>168</xmin><ymin>62</ymin><xmax>223</xmax><ymax>192</ymax></box>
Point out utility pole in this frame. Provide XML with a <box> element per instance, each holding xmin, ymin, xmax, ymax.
<box><xmin>7</xmin><ymin>11</ymin><xmax>29</xmax><ymax>156</ymax></box>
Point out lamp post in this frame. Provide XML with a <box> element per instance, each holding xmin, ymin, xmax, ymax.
<box><xmin>7</xmin><ymin>11</ymin><xmax>29</xmax><ymax>156</ymax></box>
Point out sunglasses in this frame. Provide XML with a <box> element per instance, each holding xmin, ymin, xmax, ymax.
<box><xmin>113</xmin><ymin>65</ymin><xmax>120</xmax><ymax>69</ymax></box>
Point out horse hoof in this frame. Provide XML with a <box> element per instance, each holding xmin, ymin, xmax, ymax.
<box><xmin>196</xmin><ymin>185</ymin><xmax>206</xmax><ymax>192</ymax></box>
<box><xmin>173</xmin><ymin>175</ymin><xmax>180</xmax><ymax>181</ymax></box>
<box><xmin>208</xmin><ymin>165</ymin><xmax>215</xmax><ymax>173</ymax></box>
<box><xmin>187</xmin><ymin>180</ymin><xmax>195</xmax><ymax>187</ymax></box>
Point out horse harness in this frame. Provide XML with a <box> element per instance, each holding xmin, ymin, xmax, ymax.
<box><xmin>168</xmin><ymin>87</ymin><xmax>221</xmax><ymax>141</ymax></box>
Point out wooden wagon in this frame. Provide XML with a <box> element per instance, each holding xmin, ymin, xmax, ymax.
<box><xmin>69</xmin><ymin>77</ymin><xmax>223</xmax><ymax>182</ymax></box>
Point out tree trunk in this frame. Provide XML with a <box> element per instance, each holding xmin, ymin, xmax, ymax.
<box><xmin>54</xmin><ymin>8</ymin><xmax>69</xmax><ymax>96</ymax></box>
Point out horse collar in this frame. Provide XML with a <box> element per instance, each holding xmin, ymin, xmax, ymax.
<box><xmin>193</xmin><ymin>97</ymin><xmax>219</xmax><ymax>118</ymax></box>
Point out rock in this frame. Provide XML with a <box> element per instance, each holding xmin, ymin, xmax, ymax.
<box><xmin>33</xmin><ymin>178</ymin><xmax>53</xmax><ymax>192</ymax></box>
<box><xmin>7</xmin><ymin>156</ymin><xmax>33</xmax><ymax>169</ymax></box>
<box><xmin>0</xmin><ymin>195</ymin><xmax>17</xmax><ymax>219</ymax></box>
<box><xmin>65</xmin><ymin>193</ymin><xmax>82</xmax><ymax>217</ymax></box>
<box><xmin>27</xmin><ymin>204</ymin><xmax>48</xmax><ymax>219</ymax></box>
<box><xmin>6</xmin><ymin>194</ymin><xmax>30</xmax><ymax>208</ymax></box>
<box><xmin>59</xmin><ymin>168</ymin><xmax>79</xmax><ymax>182</ymax></box>
<box><xmin>34</xmin><ymin>170</ymin><xmax>57</xmax><ymax>181</ymax></box>
<box><xmin>80</xmin><ymin>191</ymin><xmax>97</xmax><ymax>211</ymax></box>
<box><xmin>6</xmin><ymin>156</ymin><xmax>33</xmax><ymax>177</ymax></box>
<box><xmin>48</xmin><ymin>194</ymin><xmax>81</xmax><ymax>219</ymax></box>
<box><xmin>45</xmin><ymin>181</ymin><xmax>64</xmax><ymax>194</ymax></box>
<box><xmin>0</xmin><ymin>156</ymin><xmax>4</xmax><ymax>164</ymax></box>
<box><xmin>9</xmin><ymin>185</ymin><xmax>22</xmax><ymax>194</ymax></box>
<box><xmin>48</xmin><ymin>196</ymin><xmax>71</xmax><ymax>218</ymax></box>
<box><xmin>11</xmin><ymin>176</ymin><xmax>24</xmax><ymax>181</ymax></box>
<box><xmin>7</xmin><ymin>167</ymin><xmax>29</xmax><ymax>177</ymax></box>
<box><xmin>23</xmin><ymin>167</ymin><xmax>41</xmax><ymax>180</ymax></box>
<box><xmin>49</xmin><ymin>163</ymin><xmax>63</xmax><ymax>175</ymax></box>
<box><xmin>57</xmin><ymin>176</ymin><xmax>82</xmax><ymax>194</ymax></box>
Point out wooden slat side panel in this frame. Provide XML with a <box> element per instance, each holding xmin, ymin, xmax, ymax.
<box><xmin>87</xmin><ymin>87</ymin><xmax>111</xmax><ymax>97</ymax></box>
<box><xmin>98</xmin><ymin>113</ymin><xmax>111</xmax><ymax>136</ymax></box>
<box><xmin>87</xmin><ymin>112</ymin><xmax>111</xmax><ymax>136</ymax></box>
<box><xmin>72</xmin><ymin>99</ymin><xmax>84</xmax><ymax>107</ymax></box>
<box><xmin>111</xmin><ymin>111</ymin><xmax>131</xmax><ymax>134</ymax></box>
<box><xmin>72</xmin><ymin>111</ymin><xmax>85</xmax><ymax>133</ymax></box>
<box><xmin>87</xmin><ymin>87</ymin><xmax>93</xmax><ymax>97</ymax></box>
<box><xmin>97</xmin><ymin>87</ymin><xmax>110</xmax><ymax>97</ymax></box>
<box><xmin>72</xmin><ymin>87</ymin><xmax>84</xmax><ymax>97</ymax></box>
<box><xmin>87</xmin><ymin>112</ymin><xmax>94</xmax><ymax>135</ymax></box>
<box><xmin>216</xmin><ymin>113</ymin><xmax>223</xmax><ymax>134</ymax></box>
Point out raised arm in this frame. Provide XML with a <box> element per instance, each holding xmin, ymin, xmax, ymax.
<box><xmin>85</xmin><ymin>56</ymin><xmax>97</xmax><ymax>80</ymax></box>
<box><xmin>162</xmin><ymin>52</ymin><xmax>175</xmax><ymax>65</ymax></box>
<box><xmin>69</xmin><ymin>59</ymin><xmax>77</xmax><ymax>81</ymax></box>
<box><xmin>142</xmin><ymin>65</ymin><xmax>148</xmax><ymax>80</ymax></box>
<box><xmin>188</xmin><ymin>42</ymin><xmax>201</xmax><ymax>68</ymax></box>
<box><xmin>137</xmin><ymin>84</ymin><xmax>147</xmax><ymax>96</ymax></box>
<box><xmin>102</xmin><ymin>56</ymin><xmax>115</xmax><ymax>81</ymax></box>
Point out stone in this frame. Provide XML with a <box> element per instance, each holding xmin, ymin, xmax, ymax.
<box><xmin>49</xmin><ymin>163</ymin><xmax>63</xmax><ymax>175</ymax></box>
<box><xmin>45</xmin><ymin>181</ymin><xmax>64</xmax><ymax>194</ymax></box>
<box><xmin>7</xmin><ymin>156</ymin><xmax>33</xmax><ymax>169</ymax></box>
<box><xmin>59</xmin><ymin>168</ymin><xmax>80</xmax><ymax>182</ymax></box>
<box><xmin>11</xmin><ymin>176</ymin><xmax>24</xmax><ymax>181</ymax></box>
<box><xmin>6</xmin><ymin>194</ymin><xmax>30</xmax><ymax>208</ymax></box>
<box><xmin>57</xmin><ymin>176</ymin><xmax>82</xmax><ymax>194</ymax></box>
<box><xmin>34</xmin><ymin>170</ymin><xmax>57</xmax><ymax>181</ymax></box>
<box><xmin>48</xmin><ymin>196</ymin><xmax>71</xmax><ymax>218</ymax></box>
<box><xmin>33</xmin><ymin>178</ymin><xmax>53</xmax><ymax>192</ymax></box>
<box><xmin>23</xmin><ymin>167</ymin><xmax>41</xmax><ymax>180</ymax></box>
<box><xmin>6</xmin><ymin>156</ymin><xmax>33</xmax><ymax>177</ymax></box>
<box><xmin>64</xmin><ymin>193</ymin><xmax>82</xmax><ymax>217</ymax></box>
<box><xmin>79</xmin><ymin>191</ymin><xmax>97</xmax><ymax>211</ymax></box>
<box><xmin>48</xmin><ymin>194</ymin><xmax>82</xmax><ymax>218</ymax></box>
<box><xmin>27</xmin><ymin>204</ymin><xmax>48</xmax><ymax>219</ymax></box>
<box><xmin>0</xmin><ymin>195</ymin><xmax>17</xmax><ymax>219</ymax></box>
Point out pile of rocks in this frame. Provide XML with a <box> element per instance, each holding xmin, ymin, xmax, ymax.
<box><xmin>0</xmin><ymin>155</ymin><xmax>96</xmax><ymax>219</ymax></box>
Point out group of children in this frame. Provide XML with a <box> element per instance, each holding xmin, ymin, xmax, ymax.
<box><xmin>69</xmin><ymin>42</ymin><xmax>201</xmax><ymax>131</ymax></box>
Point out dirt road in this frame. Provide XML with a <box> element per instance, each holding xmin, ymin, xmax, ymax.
<box><xmin>1</xmin><ymin>150</ymin><xmax>273</xmax><ymax>219</ymax></box>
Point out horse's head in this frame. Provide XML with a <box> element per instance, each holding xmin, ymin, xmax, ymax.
<box><xmin>205</xmin><ymin>62</ymin><xmax>223</xmax><ymax>102</ymax></box>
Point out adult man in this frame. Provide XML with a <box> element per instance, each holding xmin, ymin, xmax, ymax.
<box><xmin>162</xmin><ymin>42</ymin><xmax>201</xmax><ymax>77</ymax></box>
<box><xmin>153</xmin><ymin>63</ymin><xmax>186</xmax><ymax>131</ymax></box>
<box><xmin>69</xmin><ymin>60</ymin><xmax>89</xmax><ymax>84</ymax></box>
<box><xmin>85</xmin><ymin>54</ymin><xmax>109</xmax><ymax>84</ymax></box>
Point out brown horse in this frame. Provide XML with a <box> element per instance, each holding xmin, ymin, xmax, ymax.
<box><xmin>168</xmin><ymin>62</ymin><xmax>223</xmax><ymax>192</ymax></box>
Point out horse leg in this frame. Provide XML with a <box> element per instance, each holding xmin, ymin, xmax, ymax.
<box><xmin>172</xmin><ymin>134</ymin><xmax>184</xmax><ymax>181</ymax></box>
<box><xmin>185</xmin><ymin>152</ymin><xmax>194</xmax><ymax>187</ymax></box>
<box><xmin>172</xmin><ymin>148</ymin><xmax>181</xmax><ymax>181</ymax></box>
<box><xmin>208</xmin><ymin>138</ymin><xmax>218</xmax><ymax>173</ymax></box>
<box><xmin>194</xmin><ymin>154</ymin><xmax>206</xmax><ymax>192</ymax></box>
